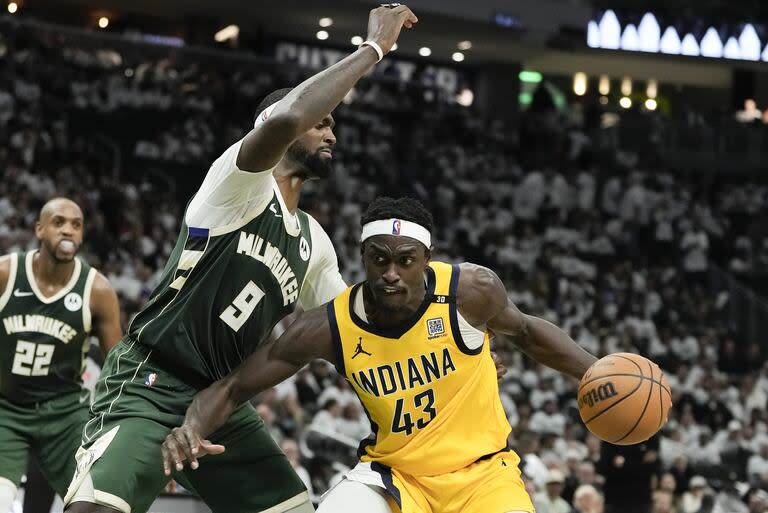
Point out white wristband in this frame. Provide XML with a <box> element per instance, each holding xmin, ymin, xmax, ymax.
<box><xmin>360</xmin><ymin>40</ymin><xmax>384</xmax><ymax>62</ymax></box>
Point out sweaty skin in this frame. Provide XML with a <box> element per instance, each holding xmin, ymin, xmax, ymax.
<box><xmin>161</xmin><ymin>235</ymin><xmax>596</xmax><ymax>473</ymax></box>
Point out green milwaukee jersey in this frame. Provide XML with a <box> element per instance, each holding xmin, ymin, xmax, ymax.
<box><xmin>0</xmin><ymin>251</ymin><xmax>96</xmax><ymax>404</ymax></box>
<box><xmin>128</xmin><ymin>192</ymin><xmax>316</xmax><ymax>387</ymax></box>
<box><xmin>127</xmin><ymin>139</ymin><xmax>346</xmax><ymax>388</ymax></box>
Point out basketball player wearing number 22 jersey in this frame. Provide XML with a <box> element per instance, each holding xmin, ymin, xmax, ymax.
<box><xmin>163</xmin><ymin>197</ymin><xmax>598</xmax><ymax>513</ymax></box>
<box><xmin>0</xmin><ymin>198</ymin><xmax>122</xmax><ymax>513</ymax></box>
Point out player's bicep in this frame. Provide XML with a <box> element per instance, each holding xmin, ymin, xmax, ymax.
<box><xmin>90</xmin><ymin>274</ymin><xmax>122</xmax><ymax>355</ymax></box>
<box><xmin>237</xmin><ymin>113</ymin><xmax>299</xmax><ymax>173</ymax></box>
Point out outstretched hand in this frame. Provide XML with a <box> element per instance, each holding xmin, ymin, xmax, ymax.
<box><xmin>161</xmin><ymin>424</ymin><xmax>226</xmax><ymax>475</ymax></box>
<box><xmin>366</xmin><ymin>4</ymin><xmax>418</xmax><ymax>54</ymax></box>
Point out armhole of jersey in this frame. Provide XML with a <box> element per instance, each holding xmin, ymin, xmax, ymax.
<box><xmin>82</xmin><ymin>268</ymin><xmax>98</xmax><ymax>333</ymax></box>
<box><xmin>449</xmin><ymin>264</ymin><xmax>483</xmax><ymax>356</ymax></box>
<box><xmin>0</xmin><ymin>253</ymin><xmax>18</xmax><ymax>311</ymax></box>
<box><xmin>327</xmin><ymin>301</ymin><xmax>346</xmax><ymax>376</ymax></box>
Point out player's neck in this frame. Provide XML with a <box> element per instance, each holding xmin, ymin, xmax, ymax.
<box><xmin>32</xmin><ymin>250</ymin><xmax>75</xmax><ymax>289</ymax></box>
<box><xmin>363</xmin><ymin>284</ymin><xmax>426</xmax><ymax>329</ymax></box>
<box><xmin>272</xmin><ymin>169</ymin><xmax>305</xmax><ymax>214</ymax></box>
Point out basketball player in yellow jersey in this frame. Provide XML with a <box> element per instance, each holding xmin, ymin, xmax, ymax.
<box><xmin>161</xmin><ymin>197</ymin><xmax>598</xmax><ymax>513</ymax></box>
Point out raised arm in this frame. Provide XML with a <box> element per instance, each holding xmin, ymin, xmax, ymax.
<box><xmin>161</xmin><ymin>305</ymin><xmax>335</xmax><ymax>475</ymax></box>
<box><xmin>236</xmin><ymin>5</ymin><xmax>418</xmax><ymax>172</ymax></box>
<box><xmin>457</xmin><ymin>263</ymin><xmax>597</xmax><ymax>381</ymax></box>
<box><xmin>88</xmin><ymin>273</ymin><xmax>122</xmax><ymax>357</ymax></box>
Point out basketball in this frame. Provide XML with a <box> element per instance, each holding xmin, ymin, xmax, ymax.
<box><xmin>578</xmin><ymin>353</ymin><xmax>672</xmax><ymax>445</ymax></box>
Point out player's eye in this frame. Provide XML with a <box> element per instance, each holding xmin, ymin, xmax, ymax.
<box><xmin>401</xmin><ymin>256</ymin><xmax>414</xmax><ymax>266</ymax></box>
<box><xmin>374</xmin><ymin>255</ymin><xmax>387</xmax><ymax>264</ymax></box>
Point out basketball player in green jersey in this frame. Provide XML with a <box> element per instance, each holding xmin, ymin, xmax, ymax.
<box><xmin>64</xmin><ymin>5</ymin><xmax>419</xmax><ymax>513</ymax></box>
<box><xmin>0</xmin><ymin>197</ymin><xmax>122</xmax><ymax>512</ymax></box>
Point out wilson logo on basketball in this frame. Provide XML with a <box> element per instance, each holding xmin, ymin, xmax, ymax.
<box><xmin>579</xmin><ymin>382</ymin><xmax>619</xmax><ymax>408</ymax></box>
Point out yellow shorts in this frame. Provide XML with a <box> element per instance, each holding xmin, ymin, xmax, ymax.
<box><xmin>356</xmin><ymin>451</ymin><xmax>534</xmax><ymax>513</ymax></box>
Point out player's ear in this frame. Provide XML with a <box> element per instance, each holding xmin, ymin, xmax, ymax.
<box><xmin>34</xmin><ymin>221</ymin><xmax>43</xmax><ymax>240</ymax></box>
<box><xmin>424</xmin><ymin>247</ymin><xmax>432</xmax><ymax>265</ymax></box>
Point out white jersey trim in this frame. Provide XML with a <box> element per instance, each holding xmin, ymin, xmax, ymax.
<box><xmin>82</xmin><ymin>268</ymin><xmax>97</xmax><ymax>333</ymax></box>
<box><xmin>456</xmin><ymin>310</ymin><xmax>486</xmax><ymax>351</ymax></box>
<box><xmin>297</xmin><ymin>215</ymin><xmax>347</xmax><ymax>310</ymax></box>
<box><xmin>26</xmin><ymin>251</ymin><xmax>82</xmax><ymax>304</ymax></box>
<box><xmin>0</xmin><ymin>253</ymin><xmax>18</xmax><ymax>311</ymax></box>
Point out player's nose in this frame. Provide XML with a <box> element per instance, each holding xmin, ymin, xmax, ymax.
<box><xmin>382</xmin><ymin>264</ymin><xmax>400</xmax><ymax>283</ymax></box>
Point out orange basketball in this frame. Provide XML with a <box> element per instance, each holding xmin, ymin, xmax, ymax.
<box><xmin>578</xmin><ymin>353</ymin><xmax>672</xmax><ymax>445</ymax></box>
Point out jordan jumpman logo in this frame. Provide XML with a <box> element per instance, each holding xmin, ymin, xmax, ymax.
<box><xmin>352</xmin><ymin>337</ymin><xmax>372</xmax><ymax>359</ymax></box>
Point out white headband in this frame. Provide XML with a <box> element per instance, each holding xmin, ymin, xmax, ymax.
<box><xmin>361</xmin><ymin>219</ymin><xmax>432</xmax><ymax>248</ymax></box>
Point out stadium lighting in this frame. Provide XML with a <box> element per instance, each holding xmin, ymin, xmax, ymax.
<box><xmin>620</xmin><ymin>96</ymin><xmax>632</xmax><ymax>109</ymax></box>
<box><xmin>457</xmin><ymin>40</ymin><xmax>472</xmax><ymax>50</ymax></box>
<box><xmin>98</xmin><ymin>17</ymin><xmax>109</xmax><ymax>29</ymax></box>
<box><xmin>573</xmin><ymin>72</ymin><xmax>587</xmax><ymax>96</ymax></box>
<box><xmin>351</xmin><ymin>35</ymin><xmax>364</xmax><ymax>46</ymax></box>
<box><xmin>316</xmin><ymin>30</ymin><xmax>329</xmax><ymax>41</ymax></box>
<box><xmin>645</xmin><ymin>98</ymin><xmax>658</xmax><ymax>111</ymax></box>
<box><xmin>621</xmin><ymin>77</ymin><xmax>632</xmax><ymax>96</ymax></box>
<box><xmin>418</xmin><ymin>47</ymin><xmax>431</xmax><ymax>57</ymax></box>
<box><xmin>599</xmin><ymin>96</ymin><xmax>609</xmax><ymax>105</ymax></box>
<box><xmin>7</xmin><ymin>2</ymin><xmax>17</xmax><ymax>13</ymax></box>
<box><xmin>519</xmin><ymin>70</ymin><xmax>542</xmax><ymax>83</ymax></box>
<box><xmin>456</xmin><ymin>88</ymin><xmax>474</xmax><ymax>107</ymax></box>
<box><xmin>646</xmin><ymin>79</ymin><xmax>658</xmax><ymax>99</ymax></box>
<box><xmin>620</xmin><ymin>24</ymin><xmax>640</xmax><ymax>51</ymax></box>
<box><xmin>319</xmin><ymin>17</ymin><xmax>333</xmax><ymax>28</ymax></box>
<box><xmin>452</xmin><ymin>52</ymin><xmax>465</xmax><ymax>62</ymax></box>
<box><xmin>214</xmin><ymin>25</ymin><xmax>239</xmax><ymax>43</ymax></box>
<box><xmin>599</xmin><ymin>75</ymin><xmax>610</xmax><ymax>95</ymax></box>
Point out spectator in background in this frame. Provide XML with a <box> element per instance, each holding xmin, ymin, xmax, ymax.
<box><xmin>573</xmin><ymin>484</ymin><xmax>604</xmax><ymax>513</ymax></box>
<box><xmin>680</xmin><ymin>476</ymin><xmax>708</xmax><ymax>513</ymax></box>
<box><xmin>280</xmin><ymin>439</ymin><xmax>315</xmax><ymax>503</ymax></box>
<box><xmin>747</xmin><ymin>442</ymin><xmax>768</xmax><ymax>487</ymax></box>
<box><xmin>651</xmin><ymin>490</ymin><xmax>676</xmax><ymax>513</ymax></box>
<box><xmin>534</xmin><ymin>469</ymin><xmax>571</xmax><ymax>513</ymax></box>
<box><xmin>598</xmin><ymin>435</ymin><xmax>661</xmax><ymax>513</ymax></box>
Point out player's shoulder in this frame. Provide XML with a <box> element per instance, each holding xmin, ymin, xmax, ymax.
<box><xmin>456</xmin><ymin>262</ymin><xmax>503</xmax><ymax>292</ymax></box>
<box><xmin>302</xmin><ymin>212</ymin><xmax>333</xmax><ymax>248</ymax></box>
<box><xmin>90</xmin><ymin>270</ymin><xmax>116</xmax><ymax>293</ymax></box>
<box><xmin>455</xmin><ymin>262</ymin><xmax>506</xmax><ymax>313</ymax></box>
<box><xmin>0</xmin><ymin>253</ymin><xmax>17</xmax><ymax>296</ymax></box>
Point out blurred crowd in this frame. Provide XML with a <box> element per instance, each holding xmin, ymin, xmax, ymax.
<box><xmin>1</xmin><ymin>20</ymin><xmax>768</xmax><ymax>513</ymax></box>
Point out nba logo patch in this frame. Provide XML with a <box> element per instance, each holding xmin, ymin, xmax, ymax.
<box><xmin>392</xmin><ymin>220</ymin><xmax>401</xmax><ymax>235</ymax></box>
<box><xmin>427</xmin><ymin>318</ymin><xmax>446</xmax><ymax>339</ymax></box>
<box><xmin>145</xmin><ymin>372</ymin><xmax>158</xmax><ymax>387</ymax></box>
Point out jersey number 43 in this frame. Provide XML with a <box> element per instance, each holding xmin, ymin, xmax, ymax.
<box><xmin>391</xmin><ymin>389</ymin><xmax>437</xmax><ymax>436</ymax></box>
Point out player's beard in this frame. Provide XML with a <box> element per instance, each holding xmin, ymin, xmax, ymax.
<box><xmin>286</xmin><ymin>142</ymin><xmax>332</xmax><ymax>180</ymax></box>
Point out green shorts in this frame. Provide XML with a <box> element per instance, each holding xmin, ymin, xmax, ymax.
<box><xmin>0</xmin><ymin>389</ymin><xmax>90</xmax><ymax>497</ymax></box>
<box><xmin>64</xmin><ymin>338</ymin><xmax>308</xmax><ymax>513</ymax></box>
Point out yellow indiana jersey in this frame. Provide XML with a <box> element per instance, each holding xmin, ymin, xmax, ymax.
<box><xmin>327</xmin><ymin>261</ymin><xmax>511</xmax><ymax>477</ymax></box>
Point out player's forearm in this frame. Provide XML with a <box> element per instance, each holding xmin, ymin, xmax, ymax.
<box><xmin>513</xmin><ymin>315</ymin><xmax>597</xmax><ymax>381</ymax></box>
<box><xmin>185</xmin><ymin>348</ymin><xmax>302</xmax><ymax>438</ymax></box>
<box><xmin>270</xmin><ymin>48</ymin><xmax>378</xmax><ymax>136</ymax></box>
<box><xmin>184</xmin><ymin>380</ymin><xmax>239</xmax><ymax>439</ymax></box>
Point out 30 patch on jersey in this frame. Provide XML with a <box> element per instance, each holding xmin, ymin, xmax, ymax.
<box><xmin>426</xmin><ymin>317</ymin><xmax>446</xmax><ymax>339</ymax></box>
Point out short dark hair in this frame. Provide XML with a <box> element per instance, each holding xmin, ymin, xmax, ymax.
<box><xmin>361</xmin><ymin>196</ymin><xmax>434</xmax><ymax>235</ymax></box>
<box><xmin>254</xmin><ymin>88</ymin><xmax>293</xmax><ymax>124</ymax></box>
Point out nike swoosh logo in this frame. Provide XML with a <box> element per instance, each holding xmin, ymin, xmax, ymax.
<box><xmin>269</xmin><ymin>204</ymin><xmax>282</xmax><ymax>218</ymax></box>
<box><xmin>13</xmin><ymin>289</ymin><xmax>34</xmax><ymax>297</ymax></box>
